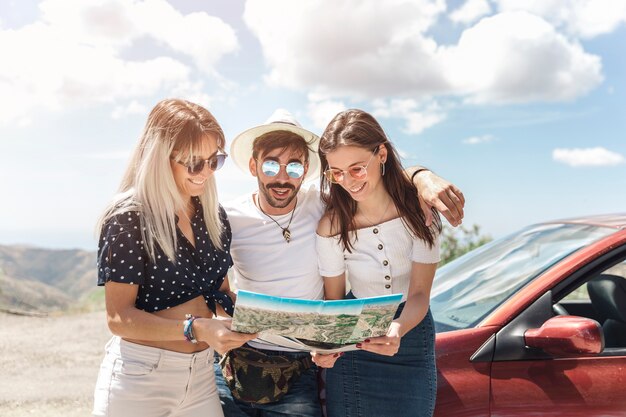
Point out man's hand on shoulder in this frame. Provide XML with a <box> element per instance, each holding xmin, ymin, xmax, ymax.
<box><xmin>413</xmin><ymin>170</ymin><xmax>465</xmax><ymax>227</ymax></box>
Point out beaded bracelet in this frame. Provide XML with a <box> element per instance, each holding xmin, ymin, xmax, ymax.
<box><xmin>183</xmin><ymin>314</ymin><xmax>198</xmax><ymax>344</ymax></box>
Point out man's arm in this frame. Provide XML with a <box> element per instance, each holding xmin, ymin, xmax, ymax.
<box><xmin>405</xmin><ymin>166</ymin><xmax>465</xmax><ymax>227</ymax></box>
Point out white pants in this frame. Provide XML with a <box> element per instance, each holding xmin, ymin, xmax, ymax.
<box><xmin>93</xmin><ymin>337</ymin><xmax>223</xmax><ymax>417</ymax></box>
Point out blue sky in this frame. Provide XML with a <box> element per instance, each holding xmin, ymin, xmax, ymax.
<box><xmin>0</xmin><ymin>0</ymin><xmax>625</xmax><ymax>250</ymax></box>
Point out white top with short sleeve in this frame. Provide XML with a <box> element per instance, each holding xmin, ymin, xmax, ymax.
<box><xmin>316</xmin><ymin>217</ymin><xmax>440</xmax><ymax>302</ymax></box>
<box><xmin>225</xmin><ymin>184</ymin><xmax>325</xmax><ymax>301</ymax></box>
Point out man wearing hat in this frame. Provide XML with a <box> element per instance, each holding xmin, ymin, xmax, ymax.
<box><xmin>215</xmin><ymin>109</ymin><xmax>465</xmax><ymax>416</ymax></box>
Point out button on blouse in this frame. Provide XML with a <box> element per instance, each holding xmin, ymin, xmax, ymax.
<box><xmin>316</xmin><ymin>217</ymin><xmax>440</xmax><ymax>302</ymax></box>
<box><xmin>97</xmin><ymin>198</ymin><xmax>234</xmax><ymax>315</ymax></box>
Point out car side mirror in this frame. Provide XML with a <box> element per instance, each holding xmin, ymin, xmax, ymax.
<box><xmin>524</xmin><ymin>316</ymin><xmax>604</xmax><ymax>356</ymax></box>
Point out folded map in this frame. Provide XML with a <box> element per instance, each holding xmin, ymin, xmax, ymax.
<box><xmin>231</xmin><ymin>290</ymin><xmax>403</xmax><ymax>353</ymax></box>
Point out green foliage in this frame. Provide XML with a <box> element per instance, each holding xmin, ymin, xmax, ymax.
<box><xmin>439</xmin><ymin>224</ymin><xmax>492</xmax><ymax>266</ymax></box>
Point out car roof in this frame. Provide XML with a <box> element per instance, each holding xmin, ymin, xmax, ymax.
<box><xmin>544</xmin><ymin>213</ymin><xmax>626</xmax><ymax>229</ymax></box>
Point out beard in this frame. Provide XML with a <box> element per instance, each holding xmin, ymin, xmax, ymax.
<box><xmin>257</xmin><ymin>180</ymin><xmax>300</xmax><ymax>209</ymax></box>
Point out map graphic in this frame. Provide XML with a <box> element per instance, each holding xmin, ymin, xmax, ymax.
<box><xmin>232</xmin><ymin>291</ymin><xmax>403</xmax><ymax>351</ymax></box>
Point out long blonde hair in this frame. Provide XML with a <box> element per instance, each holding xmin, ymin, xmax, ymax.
<box><xmin>97</xmin><ymin>98</ymin><xmax>227</xmax><ymax>262</ymax></box>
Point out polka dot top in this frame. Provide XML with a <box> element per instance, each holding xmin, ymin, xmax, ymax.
<box><xmin>97</xmin><ymin>198</ymin><xmax>234</xmax><ymax>315</ymax></box>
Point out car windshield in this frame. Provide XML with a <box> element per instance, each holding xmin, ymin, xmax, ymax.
<box><xmin>431</xmin><ymin>223</ymin><xmax>616</xmax><ymax>333</ymax></box>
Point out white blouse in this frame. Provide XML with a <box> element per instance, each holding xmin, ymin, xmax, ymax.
<box><xmin>316</xmin><ymin>217</ymin><xmax>440</xmax><ymax>302</ymax></box>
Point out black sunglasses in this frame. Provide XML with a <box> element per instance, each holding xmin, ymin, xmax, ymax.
<box><xmin>173</xmin><ymin>153</ymin><xmax>228</xmax><ymax>174</ymax></box>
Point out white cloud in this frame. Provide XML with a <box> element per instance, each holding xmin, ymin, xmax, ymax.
<box><xmin>78</xmin><ymin>151</ymin><xmax>132</xmax><ymax>160</ymax></box>
<box><xmin>244</xmin><ymin>1</ymin><xmax>603</xmax><ymax>106</ymax></box>
<box><xmin>132</xmin><ymin>0</ymin><xmax>238</xmax><ymax>73</ymax></box>
<box><xmin>402</xmin><ymin>111</ymin><xmax>446</xmax><ymax>135</ymax></box>
<box><xmin>442</xmin><ymin>11</ymin><xmax>603</xmax><ymax>103</ymax></box>
<box><xmin>397</xmin><ymin>148</ymin><xmax>411</xmax><ymax>159</ymax></box>
<box><xmin>553</xmin><ymin>147</ymin><xmax>625</xmax><ymax>167</ymax></box>
<box><xmin>36</xmin><ymin>0</ymin><xmax>238</xmax><ymax>72</ymax></box>
<box><xmin>307</xmin><ymin>98</ymin><xmax>346</xmax><ymax>131</ymax></box>
<box><xmin>451</xmin><ymin>0</ymin><xmax>492</xmax><ymax>25</ymax></box>
<box><xmin>244</xmin><ymin>0</ymin><xmax>448</xmax><ymax>98</ymax></box>
<box><xmin>38</xmin><ymin>0</ymin><xmax>137</xmax><ymax>46</ymax></box>
<box><xmin>169</xmin><ymin>81</ymin><xmax>213</xmax><ymax>110</ymax></box>
<box><xmin>372</xmin><ymin>99</ymin><xmax>446</xmax><ymax>135</ymax></box>
<box><xmin>0</xmin><ymin>0</ymin><xmax>238</xmax><ymax>127</ymax></box>
<box><xmin>496</xmin><ymin>0</ymin><xmax>626</xmax><ymax>39</ymax></box>
<box><xmin>463</xmin><ymin>134</ymin><xmax>495</xmax><ymax>144</ymax></box>
<box><xmin>111</xmin><ymin>100</ymin><xmax>148</xmax><ymax>119</ymax></box>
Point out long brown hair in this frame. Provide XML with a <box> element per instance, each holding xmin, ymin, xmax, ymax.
<box><xmin>318</xmin><ymin>109</ymin><xmax>441</xmax><ymax>252</ymax></box>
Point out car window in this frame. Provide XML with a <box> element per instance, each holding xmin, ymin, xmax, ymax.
<box><xmin>431</xmin><ymin>223</ymin><xmax>616</xmax><ymax>333</ymax></box>
<box><xmin>557</xmin><ymin>257</ymin><xmax>626</xmax><ymax>349</ymax></box>
<box><xmin>605</xmin><ymin>260</ymin><xmax>626</xmax><ymax>278</ymax></box>
<box><xmin>562</xmin><ymin>260</ymin><xmax>626</xmax><ymax>302</ymax></box>
<box><xmin>562</xmin><ymin>286</ymin><xmax>590</xmax><ymax>302</ymax></box>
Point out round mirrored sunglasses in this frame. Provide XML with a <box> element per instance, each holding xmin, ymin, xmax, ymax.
<box><xmin>261</xmin><ymin>160</ymin><xmax>305</xmax><ymax>179</ymax></box>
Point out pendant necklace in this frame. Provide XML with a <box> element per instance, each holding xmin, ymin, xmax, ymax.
<box><xmin>360</xmin><ymin>197</ymin><xmax>392</xmax><ymax>227</ymax></box>
<box><xmin>256</xmin><ymin>195</ymin><xmax>298</xmax><ymax>243</ymax></box>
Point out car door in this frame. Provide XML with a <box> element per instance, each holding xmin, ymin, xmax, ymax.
<box><xmin>488</xmin><ymin>249</ymin><xmax>626</xmax><ymax>416</ymax></box>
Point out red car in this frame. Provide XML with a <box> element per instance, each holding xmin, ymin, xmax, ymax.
<box><xmin>431</xmin><ymin>214</ymin><xmax>626</xmax><ymax>416</ymax></box>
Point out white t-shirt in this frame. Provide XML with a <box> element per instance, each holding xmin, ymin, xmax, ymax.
<box><xmin>316</xmin><ymin>217</ymin><xmax>440</xmax><ymax>302</ymax></box>
<box><xmin>225</xmin><ymin>185</ymin><xmax>325</xmax><ymax>351</ymax></box>
<box><xmin>224</xmin><ymin>184</ymin><xmax>325</xmax><ymax>301</ymax></box>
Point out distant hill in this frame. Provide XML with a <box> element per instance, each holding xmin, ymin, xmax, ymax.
<box><xmin>0</xmin><ymin>245</ymin><xmax>101</xmax><ymax>314</ymax></box>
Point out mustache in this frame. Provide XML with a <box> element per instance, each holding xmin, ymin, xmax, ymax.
<box><xmin>266</xmin><ymin>182</ymin><xmax>295</xmax><ymax>191</ymax></box>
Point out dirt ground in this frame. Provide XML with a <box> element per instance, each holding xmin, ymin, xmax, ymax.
<box><xmin>0</xmin><ymin>311</ymin><xmax>112</xmax><ymax>417</ymax></box>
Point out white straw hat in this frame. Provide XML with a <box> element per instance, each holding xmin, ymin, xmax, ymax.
<box><xmin>229</xmin><ymin>109</ymin><xmax>321</xmax><ymax>180</ymax></box>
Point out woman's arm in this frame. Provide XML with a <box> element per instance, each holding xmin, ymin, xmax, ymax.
<box><xmin>393</xmin><ymin>262</ymin><xmax>437</xmax><ymax>336</ymax></box>
<box><xmin>358</xmin><ymin>262</ymin><xmax>436</xmax><ymax>356</ymax></box>
<box><xmin>313</xmin><ymin>214</ymin><xmax>348</xmax><ymax>367</ymax></box>
<box><xmin>316</xmin><ymin>213</ymin><xmax>347</xmax><ymax>302</ymax></box>
<box><xmin>324</xmin><ymin>274</ymin><xmax>346</xmax><ymax>300</ymax></box>
<box><xmin>105</xmin><ymin>281</ymin><xmax>182</xmax><ymax>341</ymax></box>
<box><xmin>105</xmin><ymin>281</ymin><xmax>255</xmax><ymax>354</ymax></box>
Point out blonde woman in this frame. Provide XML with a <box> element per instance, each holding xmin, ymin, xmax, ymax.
<box><xmin>92</xmin><ymin>99</ymin><xmax>255</xmax><ymax>417</ymax></box>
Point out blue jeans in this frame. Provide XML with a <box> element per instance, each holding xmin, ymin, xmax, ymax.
<box><xmin>325</xmin><ymin>306</ymin><xmax>437</xmax><ymax>417</ymax></box>
<box><xmin>214</xmin><ymin>350</ymin><xmax>322</xmax><ymax>417</ymax></box>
